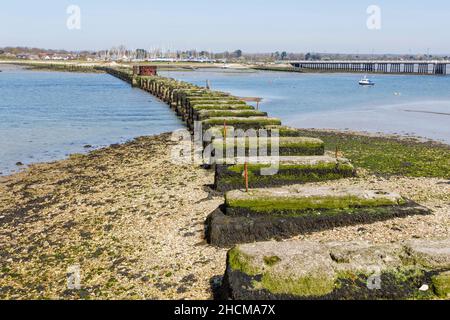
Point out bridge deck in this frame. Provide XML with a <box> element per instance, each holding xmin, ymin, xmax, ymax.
<box><xmin>288</xmin><ymin>60</ymin><xmax>449</xmax><ymax>75</ymax></box>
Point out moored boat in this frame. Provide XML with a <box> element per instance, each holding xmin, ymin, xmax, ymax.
<box><xmin>359</xmin><ymin>76</ymin><xmax>375</xmax><ymax>86</ymax></box>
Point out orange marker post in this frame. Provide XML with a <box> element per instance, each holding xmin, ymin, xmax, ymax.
<box><xmin>224</xmin><ymin>120</ymin><xmax>227</xmax><ymax>138</ymax></box>
<box><xmin>244</xmin><ymin>162</ymin><xmax>249</xmax><ymax>192</ymax></box>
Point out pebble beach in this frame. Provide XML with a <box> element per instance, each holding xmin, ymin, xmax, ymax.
<box><xmin>0</xmin><ymin>131</ymin><xmax>448</xmax><ymax>299</ymax></box>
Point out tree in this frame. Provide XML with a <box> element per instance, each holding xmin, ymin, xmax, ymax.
<box><xmin>233</xmin><ymin>49</ymin><xmax>243</xmax><ymax>58</ymax></box>
<box><xmin>281</xmin><ymin>51</ymin><xmax>288</xmax><ymax>60</ymax></box>
<box><xmin>305</xmin><ymin>52</ymin><xmax>321</xmax><ymax>61</ymax></box>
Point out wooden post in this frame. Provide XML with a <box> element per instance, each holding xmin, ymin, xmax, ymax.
<box><xmin>244</xmin><ymin>162</ymin><xmax>249</xmax><ymax>192</ymax></box>
<box><xmin>224</xmin><ymin>120</ymin><xmax>227</xmax><ymax>138</ymax></box>
<box><xmin>335</xmin><ymin>145</ymin><xmax>339</xmax><ymax>159</ymax></box>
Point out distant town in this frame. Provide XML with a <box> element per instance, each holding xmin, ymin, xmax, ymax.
<box><xmin>1</xmin><ymin>46</ymin><xmax>449</xmax><ymax>63</ymax></box>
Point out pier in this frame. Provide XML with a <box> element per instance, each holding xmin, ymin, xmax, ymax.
<box><xmin>289</xmin><ymin>60</ymin><xmax>449</xmax><ymax>75</ymax></box>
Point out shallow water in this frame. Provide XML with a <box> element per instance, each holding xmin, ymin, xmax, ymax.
<box><xmin>0</xmin><ymin>65</ymin><xmax>183</xmax><ymax>175</ymax></box>
<box><xmin>1</xmin><ymin>66</ymin><xmax>449</xmax><ymax>175</ymax></box>
<box><xmin>160</xmin><ymin>69</ymin><xmax>450</xmax><ymax>144</ymax></box>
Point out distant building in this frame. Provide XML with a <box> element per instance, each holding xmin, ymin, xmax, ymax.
<box><xmin>133</xmin><ymin>65</ymin><xmax>157</xmax><ymax>76</ymax></box>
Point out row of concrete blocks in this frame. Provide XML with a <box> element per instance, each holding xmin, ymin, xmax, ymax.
<box><xmin>108</xmin><ymin>69</ymin><xmax>438</xmax><ymax>300</ymax></box>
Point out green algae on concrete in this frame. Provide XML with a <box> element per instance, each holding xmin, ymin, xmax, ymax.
<box><xmin>192</xmin><ymin>104</ymin><xmax>255</xmax><ymax>112</ymax></box>
<box><xmin>432</xmin><ymin>272</ymin><xmax>450</xmax><ymax>298</ymax></box>
<box><xmin>222</xmin><ymin>239</ymin><xmax>450</xmax><ymax>300</ymax></box>
<box><xmin>206</xmin><ymin>125</ymin><xmax>315</xmax><ymax>138</ymax></box>
<box><xmin>212</xmin><ymin>137</ymin><xmax>325</xmax><ymax>157</ymax></box>
<box><xmin>225</xmin><ymin>186</ymin><xmax>406</xmax><ymax>216</ymax></box>
<box><xmin>190</xmin><ymin>100</ymin><xmax>247</xmax><ymax>106</ymax></box>
<box><xmin>206</xmin><ymin>203</ymin><xmax>431</xmax><ymax>247</ymax></box>
<box><xmin>214</xmin><ymin>156</ymin><xmax>355</xmax><ymax>191</ymax></box>
<box><xmin>227</xmin><ymin>243</ymin><xmax>336</xmax><ymax>297</ymax></box>
<box><xmin>197</xmin><ymin>109</ymin><xmax>268</xmax><ymax>120</ymax></box>
<box><xmin>202</xmin><ymin>117</ymin><xmax>282</xmax><ymax>131</ymax></box>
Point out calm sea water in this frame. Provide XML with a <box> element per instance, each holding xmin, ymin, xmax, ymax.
<box><xmin>161</xmin><ymin>68</ymin><xmax>450</xmax><ymax>144</ymax></box>
<box><xmin>1</xmin><ymin>65</ymin><xmax>449</xmax><ymax>175</ymax></box>
<box><xmin>0</xmin><ymin>65</ymin><xmax>183</xmax><ymax>175</ymax></box>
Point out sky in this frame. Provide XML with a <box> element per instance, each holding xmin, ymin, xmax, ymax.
<box><xmin>0</xmin><ymin>0</ymin><xmax>449</xmax><ymax>54</ymax></box>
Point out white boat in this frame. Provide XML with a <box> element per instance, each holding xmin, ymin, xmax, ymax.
<box><xmin>359</xmin><ymin>76</ymin><xmax>375</xmax><ymax>86</ymax></box>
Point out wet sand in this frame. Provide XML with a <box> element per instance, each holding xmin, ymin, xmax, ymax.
<box><xmin>286</xmin><ymin>101</ymin><xmax>450</xmax><ymax>145</ymax></box>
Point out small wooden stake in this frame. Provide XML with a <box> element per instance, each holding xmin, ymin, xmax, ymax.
<box><xmin>224</xmin><ymin>120</ymin><xmax>227</xmax><ymax>138</ymax></box>
<box><xmin>335</xmin><ymin>145</ymin><xmax>339</xmax><ymax>159</ymax></box>
<box><xmin>244</xmin><ymin>162</ymin><xmax>249</xmax><ymax>192</ymax></box>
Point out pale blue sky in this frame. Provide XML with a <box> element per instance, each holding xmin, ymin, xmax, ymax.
<box><xmin>0</xmin><ymin>0</ymin><xmax>449</xmax><ymax>54</ymax></box>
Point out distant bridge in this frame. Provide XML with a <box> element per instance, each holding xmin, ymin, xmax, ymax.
<box><xmin>288</xmin><ymin>60</ymin><xmax>449</xmax><ymax>75</ymax></box>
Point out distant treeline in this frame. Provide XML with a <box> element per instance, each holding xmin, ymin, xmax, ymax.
<box><xmin>0</xmin><ymin>46</ymin><xmax>96</xmax><ymax>56</ymax></box>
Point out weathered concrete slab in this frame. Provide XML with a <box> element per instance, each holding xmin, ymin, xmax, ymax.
<box><xmin>214</xmin><ymin>156</ymin><xmax>354</xmax><ymax>191</ymax></box>
<box><xmin>206</xmin><ymin>186</ymin><xmax>431</xmax><ymax>247</ymax></box>
<box><xmin>193</xmin><ymin>104</ymin><xmax>255</xmax><ymax>112</ymax></box>
<box><xmin>202</xmin><ymin>117</ymin><xmax>282</xmax><ymax>131</ymax></box>
<box><xmin>220</xmin><ymin>238</ymin><xmax>450</xmax><ymax>300</ymax></box>
<box><xmin>225</xmin><ymin>186</ymin><xmax>403</xmax><ymax>216</ymax></box>
<box><xmin>196</xmin><ymin>109</ymin><xmax>268</xmax><ymax>121</ymax></box>
<box><xmin>190</xmin><ymin>99</ymin><xmax>247</xmax><ymax>106</ymax></box>
<box><xmin>212</xmin><ymin>137</ymin><xmax>325</xmax><ymax>158</ymax></box>
<box><xmin>404</xmin><ymin>239</ymin><xmax>450</xmax><ymax>269</ymax></box>
<box><xmin>204</xmin><ymin>125</ymin><xmax>322</xmax><ymax>138</ymax></box>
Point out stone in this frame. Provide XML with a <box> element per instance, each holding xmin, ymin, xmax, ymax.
<box><xmin>419</xmin><ymin>284</ymin><xmax>429</xmax><ymax>292</ymax></box>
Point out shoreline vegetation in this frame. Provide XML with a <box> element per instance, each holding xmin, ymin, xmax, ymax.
<box><xmin>0</xmin><ymin>62</ymin><xmax>449</xmax><ymax>299</ymax></box>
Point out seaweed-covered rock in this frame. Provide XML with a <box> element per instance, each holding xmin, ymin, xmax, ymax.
<box><xmin>221</xmin><ymin>239</ymin><xmax>450</xmax><ymax>300</ymax></box>
<box><xmin>214</xmin><ymin>156</ymin><xmax>354</xmax><ymax>191</ymax></box>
